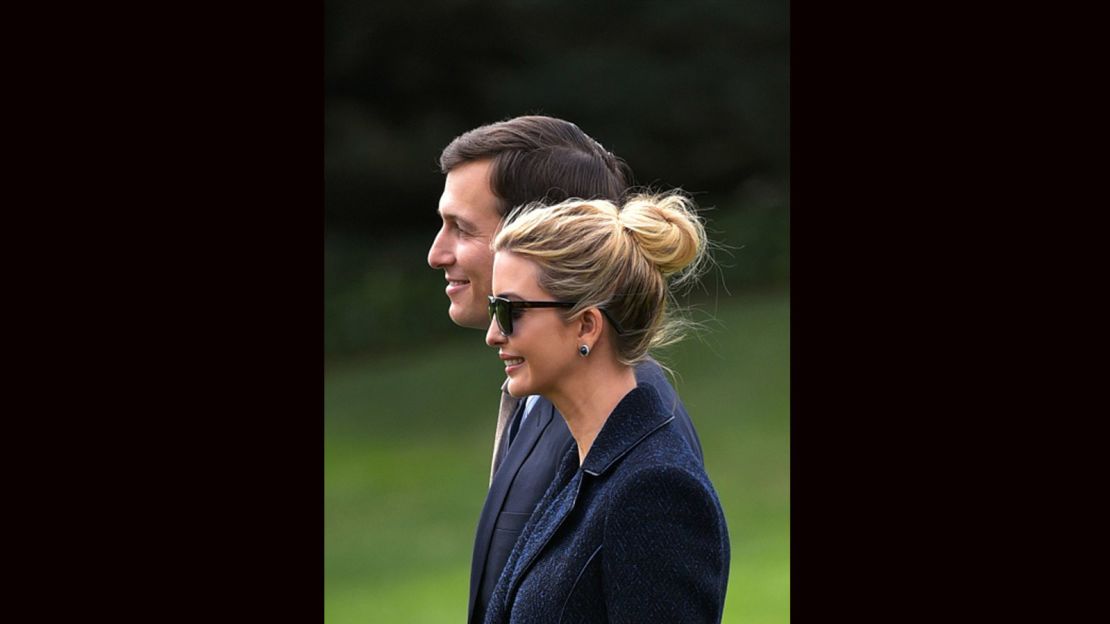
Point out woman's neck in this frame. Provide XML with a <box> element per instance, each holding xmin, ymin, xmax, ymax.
<box><xmin>548</xmin><ymin>362</ymin><xmax>637</xmax><ymax>465</ymax></box>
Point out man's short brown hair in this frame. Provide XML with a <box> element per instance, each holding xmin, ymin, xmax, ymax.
<box><xmin>439</xmin><ymin>115</ymin><xmax>633</xmax><ymax>216</ymax></box>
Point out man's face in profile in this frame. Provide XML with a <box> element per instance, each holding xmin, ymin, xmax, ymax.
<box><xmin>428</xmin><ymin>159</ymin><xmax>503</xmax><ymax>329</ymax></box>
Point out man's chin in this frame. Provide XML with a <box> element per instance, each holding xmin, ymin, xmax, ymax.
<box><xmin>448</xmin><ymin>304</ymin><xmax>488</xmax><ymax>330</ymax></box>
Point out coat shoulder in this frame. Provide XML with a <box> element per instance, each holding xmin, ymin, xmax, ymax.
<box><xmin>601</xmin><ymin>430</ymin><xmax>722</xmax><ymax>522</ymax></box>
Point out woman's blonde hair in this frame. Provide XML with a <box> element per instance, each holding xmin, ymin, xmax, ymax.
<box><xmin>493</xmin><ymin>192</ymin><xmax>709</xmax><ymax>367</ymax></box>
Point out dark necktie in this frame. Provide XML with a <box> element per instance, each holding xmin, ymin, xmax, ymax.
<box><xmin>507</xmin><ymin>401</ymin><xmax>523</xmax><ymax>447</ymax></box>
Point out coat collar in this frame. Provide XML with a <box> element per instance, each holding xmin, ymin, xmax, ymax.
<box><xmin>580</xmin><ymin>382</ymin><xmax>674</xmax><ymax>477</ymax></box>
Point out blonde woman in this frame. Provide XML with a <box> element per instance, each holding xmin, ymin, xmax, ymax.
<box><xmin>483</xmin><ymin>193</ymin><xmax>729</xmax><ymax>623</ymax></box>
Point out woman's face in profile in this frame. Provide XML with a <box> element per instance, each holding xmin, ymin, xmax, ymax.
<box><xmin>486</xmin><ymin>251</ymin><xmax>579</xmax><ymax>399</ymax></box>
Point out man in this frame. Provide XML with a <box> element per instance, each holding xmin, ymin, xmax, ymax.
<box><xmin>427</xmin><ymin>115</ymin><xmax>704</xmax><ymax>624</ymax></box>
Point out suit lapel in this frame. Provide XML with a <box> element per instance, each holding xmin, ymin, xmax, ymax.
<box><xmin>469</xmin><ymin>398</ymin><xmax>556</xmax><ymax>622</ymax></box>
<box><xmin>496</xmin><ymin>398</ymin><xmax>554</xmax><ymax>481</ymax></box>
<box><xmin>491</xmin><ymin>394</ymin><xmax>525</xmax><ymax>479</ymax></box>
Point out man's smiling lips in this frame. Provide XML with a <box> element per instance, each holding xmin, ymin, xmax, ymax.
<box><xmin>445</xmin><ymin>276</ymin><xmax>470</xmax><ymax>296</ymax></box>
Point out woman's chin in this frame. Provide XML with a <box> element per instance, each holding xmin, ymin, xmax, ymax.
<box><xmin>506</xmin><ymin>378</ymin><xmax>533</xmax><ymax>398</ymax></box>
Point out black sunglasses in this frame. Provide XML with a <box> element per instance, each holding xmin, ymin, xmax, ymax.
<box><xmin>487</xmin><ymin>295</ymin><xmax>625</xmax><ymax>337</ymax></box>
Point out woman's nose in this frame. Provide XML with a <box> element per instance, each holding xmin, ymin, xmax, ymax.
<box><xmin>486</xmin><ymin>316</ymin><xmax>506</xmax><ymax>347</ymax></box>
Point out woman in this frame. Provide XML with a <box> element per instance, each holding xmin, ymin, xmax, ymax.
<box><xmin>482</xmin><ymin>193</ymin><xmax>730</xmax><ymax>623</ymax></box>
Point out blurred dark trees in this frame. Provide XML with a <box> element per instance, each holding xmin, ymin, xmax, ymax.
<box><xmin>326</xmin><ymin>0</ymin><xmax>789</xmax><ymax>356</ymax></box>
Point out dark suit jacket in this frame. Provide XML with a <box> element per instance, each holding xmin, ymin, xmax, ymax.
<box><xmin>468</xmin><ymin>358</ymin><xmax>703</xmax><ymax>624</ymax></box>
<box><xmin>483</xmin><ymin>382</ymin><xmax>730</xmax><ymax>623</ymax></box>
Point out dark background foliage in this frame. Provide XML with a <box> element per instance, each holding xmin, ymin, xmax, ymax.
<box><xmin>325</xmin><ymin>0</ymin><xmax>789</xmax><ymax>356</ymax></box>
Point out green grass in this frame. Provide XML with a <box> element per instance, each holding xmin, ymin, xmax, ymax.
<box><xmin>325</xmin><ymin>290</ymin><xmax>789</xmax><ymax>623</ymax></box>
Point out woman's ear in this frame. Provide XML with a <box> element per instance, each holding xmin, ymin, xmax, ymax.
<box><xmin>576</xmin><ymin>308</ymin><xmax>605</xmax><ymax>344</ymax></box>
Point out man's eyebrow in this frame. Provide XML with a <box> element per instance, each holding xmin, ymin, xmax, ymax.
<box><xmin>437</xmin><ymin>207</ymin><xmax>475</xmax><ymax>229</ymax></box>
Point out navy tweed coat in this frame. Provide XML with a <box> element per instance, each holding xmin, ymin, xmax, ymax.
<box><xmin>469</xmin><ymin>359</ymin><xmax>703</xmax><ymax>624</ymax></box>
<box><xmin>483</xmin><ymin>383</ymin><xmax>730</xmax><ymax>623</ymax></box>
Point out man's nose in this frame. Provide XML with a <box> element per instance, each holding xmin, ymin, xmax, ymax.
<box><xmin>427</xmin><ymin>228</ymin><xmax>453</xmax><ymax>269</ymax></box>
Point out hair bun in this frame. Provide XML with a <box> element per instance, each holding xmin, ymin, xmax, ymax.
<box><xmin>619</xmin><ymin>193</ymin><xmax>706</xmax><ymax>278</ymax></box>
